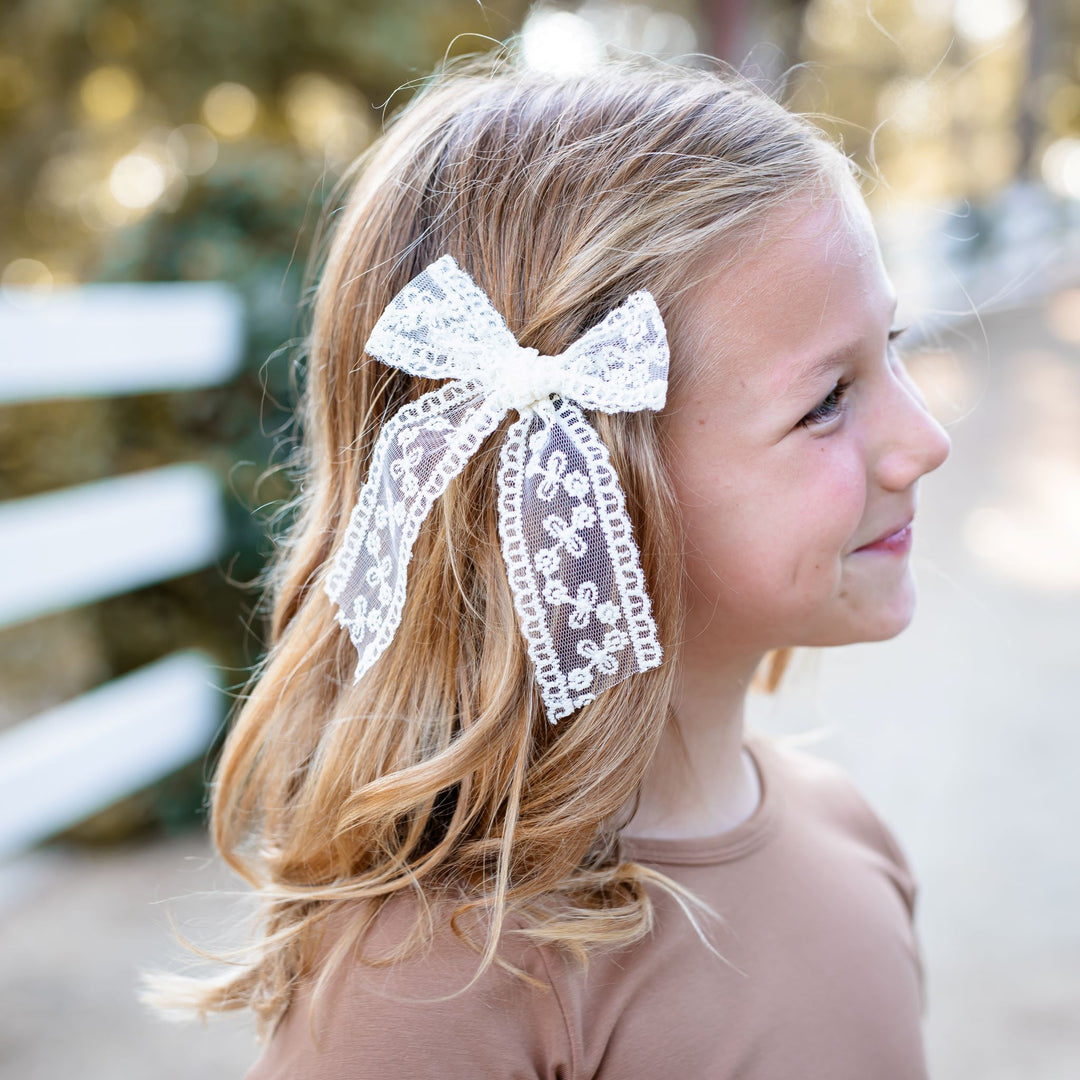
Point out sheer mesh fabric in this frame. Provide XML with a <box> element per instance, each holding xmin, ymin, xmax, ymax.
<box><xmin>323</xmin><ymin>255</ymin><xmax>668</xmax><ymax>721</ymax></box>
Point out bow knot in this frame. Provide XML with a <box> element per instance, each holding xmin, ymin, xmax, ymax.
<box><xmin>482</xmin><ymin>346</ymin><xmax>565</xmax><ymax>415</ymax></box>
<box><xmin>324</xmin><ymin>255</ymin><xmax>669</xmax><ymax>722</ymax></box>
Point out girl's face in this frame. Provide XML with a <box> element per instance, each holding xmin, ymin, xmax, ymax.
<box><xmin>663</xmin><ymin>187</ymin><xmax>952</xmax><ymax>658</ymax></box>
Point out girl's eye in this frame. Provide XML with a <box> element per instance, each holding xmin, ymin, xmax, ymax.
<box><xmin>798</xmin><ymin>327</ymin><xmax>909</xmax><ymax>430</ymax></box>
<box><xmin>799</xmin><ymin>378</ymin><xmax>852</xmax><ymax>428</ymax></box>
<box><xmin>888</xmin><ymin>324</ymin><xmax>909</xmax><ymax>355</ymax></box>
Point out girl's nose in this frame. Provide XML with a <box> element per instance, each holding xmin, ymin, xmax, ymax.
<box><xmin>874</xmin><ymin>357</ymin><xmax>952</xmax><ymax>491</ymax></box>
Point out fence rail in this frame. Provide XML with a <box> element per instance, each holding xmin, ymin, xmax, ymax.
<box><xmin>0</xmin><ymin>281</ymin><xmax>244</xmax><ymax>860</ymax></box>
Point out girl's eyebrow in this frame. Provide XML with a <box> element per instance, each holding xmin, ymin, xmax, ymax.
<box><xmin>778</xmin><ymin>295</ymin><xmax>899</xmax><ymax>400</ymax></box>
<box><xmin>780</xmin><ymin>346</ymin><xmax>856</xmax><ymax>400</ymax></box>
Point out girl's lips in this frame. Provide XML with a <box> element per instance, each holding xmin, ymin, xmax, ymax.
<box><xmin>853</xmin><ymin>522</ymin><xmax>913</xmax><ymax>554</ymax></box>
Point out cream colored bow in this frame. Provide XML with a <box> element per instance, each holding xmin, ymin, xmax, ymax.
<box><xmin>324</xmin><ymin>254</ymin><xmax>669</xmax><ymax>721</ymax></box>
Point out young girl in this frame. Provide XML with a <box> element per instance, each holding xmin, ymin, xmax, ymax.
<box><xmin>144</xmin><ymin>48</ymin><xmax>951</xmax><ymax>1079</ymax></box>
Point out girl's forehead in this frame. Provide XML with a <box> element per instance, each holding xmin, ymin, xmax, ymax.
<box><xmin>669</xmin><ymin>193</ymin><xmax>891</xmax><ymax>407</ymax></box>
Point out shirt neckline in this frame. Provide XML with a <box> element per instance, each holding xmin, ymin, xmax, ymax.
<box><xmin>617</xmin><ymin>728</ymin><xmax>783</xmax><ymax>867</ymax></box>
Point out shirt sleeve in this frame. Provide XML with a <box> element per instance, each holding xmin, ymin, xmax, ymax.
<box><xmin>243</xmin><ymin>902</ymin><xmax>575</xmax><ymax>1080</ymax></box>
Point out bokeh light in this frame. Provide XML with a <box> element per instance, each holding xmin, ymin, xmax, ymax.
<box><xmin>39</xmin><ymin>151</ymin><xmax>97</xmax><ymax>212</ymax></box>
<box><xmin>953</xmin><ymin>0</ymin><xmax>1028</xmax><ymax>45</ymax></box>
<box><xmin>2</xmin><ymin>257</ymin><xmax>52</xmax><ymax>290</ymax></box>
<box><xmin>79</xmin><ymin>65</ymin><xmax>141</xmax><ymax>124</ymax></box>
<box><xmin>281</xmin><ymin>74</ymin><xmax>372</xmax><ymax>163</ymax></box>
<box><xmin>803</xmin><ymin>0</ymin><xmax>861</xmax><ymax>51</ymax></box>
<box><xmin>521</xmin><ymin>9</ymin><xmax>604</xmax><ymax>75</ymax></box>
<box><xmin>109</xmin><ymin>152</ymin><xmax>168</xmax><ymax>210</ymax></box>
<box><xmin>877</xmin><ymin>77</ymin><xmax>946</xmax><ymax>135</ymax></box>
<box><xmin>1</xmin><ymin>257</ymin><xmax>55</xmax><ymax>311</ymax></box>
<box><xmin>964</xmin><ymin>500</ymin><xmax>1080</xmax><ymax>590</ymax></box>
<box><xmin>1041</xmin><ymin>136</ymin><xmax>1080</xmax><ymax>198</ymax></box>
<box><xmin>165</xmin><ymin>124</ymin><xmax>218</xmax><ymax>176</ymax></box>
<box><xmin>201</xmin><ymin>82</ymin><xmax>257</xmax><ymax>139</ymax></box>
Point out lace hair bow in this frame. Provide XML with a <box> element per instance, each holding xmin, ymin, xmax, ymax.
<box><xmin>323</xmin><ymin>254</ymin><xmax>668</xmax><ymax>722</ymax></box>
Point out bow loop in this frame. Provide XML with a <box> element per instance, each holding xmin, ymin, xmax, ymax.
<box><xmin>365</xmin><ymin>255</ymin><xmax>668</xmax><ymax>416</ymax></box>
<box><xmin>325</xmin><ymin>255</ymin><xmax>669</xmax><ymax>722</ymax></box>
<box><xmin>555</xmin><ymin>291</ymin><xmax>669</xmax><ymax>413</ymax></box>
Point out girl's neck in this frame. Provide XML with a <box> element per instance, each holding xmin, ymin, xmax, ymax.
<box><xmin>621</xmin><ymin>650</ymin><xmax>765</xmax><ymax>842</ymax></box>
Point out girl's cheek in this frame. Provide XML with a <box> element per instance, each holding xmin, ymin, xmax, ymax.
<box><xmin>831</xmin><ymin>453</ymin><xmax>868</xmax><ymax>541</ymax></box>
<box><xmin>800</xmin><ymin>436</ymin><xmax>866</xmax><ymax>539</ymax></box>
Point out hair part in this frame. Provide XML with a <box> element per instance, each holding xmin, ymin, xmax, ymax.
<box><xmin>140</xmin><ymin>46</ymin><xmax>851</xmax><ymax>1042</ymax></box>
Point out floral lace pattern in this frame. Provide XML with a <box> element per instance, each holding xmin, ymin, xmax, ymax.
<box><xmin>323</xmin><ymin>254</ymin><xmax>668</xmax><ymax>722</ymax></box>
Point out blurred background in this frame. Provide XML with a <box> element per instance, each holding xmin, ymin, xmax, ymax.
<box><xmin>0</xmin><ymin>0</ymin><xmax>1077</xmax><ymax>1076</ymax></box>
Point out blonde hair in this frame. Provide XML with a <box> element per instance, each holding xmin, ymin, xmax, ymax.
<box><xmin>141</xmin><ymin>48</ymin><xmax>851</xmax><ymax>1041</ymax></box>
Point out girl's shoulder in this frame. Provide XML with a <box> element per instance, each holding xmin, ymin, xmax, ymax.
<box><xmin>758</xmin><ymin>731</ymin><xmax>919</xmax><ymax>912</ymax></box>
<box><xmin>245</xmin><ymin>891</ymin><xmax>575</xmax><ymax>1080</ymax></box>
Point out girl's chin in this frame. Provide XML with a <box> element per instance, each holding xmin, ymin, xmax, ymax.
<box><xmin>851</xmin><ymin>589</ymin><xmax>918</xmax><ymax>642</ymax></box>
<box><xmin>857</xmin><ymin>611</ymin><xmax>915</xmax><ymax>643</ymax></box>
<box><xmin>796</xmin><ymin>581</ymin><xmax>918</xmax><ymax>647</ymax></box>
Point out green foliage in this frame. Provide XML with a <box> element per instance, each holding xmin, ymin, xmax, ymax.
<box><xmin>0</xmin><ymin>0</ymin><xmax>528</xmax><ymax>843</ymax></box>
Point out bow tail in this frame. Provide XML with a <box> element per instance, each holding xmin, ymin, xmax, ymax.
<box><xmin>497</xmin><ymin>398</ymin><xmax>663</xmax><ymax>723</ymax></box>
<box><xmin>324</xmin><ymin>381</ymin><xmax>504</xmax><ymax>684</ymax></box>
<box><xmin>497</xmin><ymin>405</ymin><xmax>570</xmax><ymax>722</ymax></box>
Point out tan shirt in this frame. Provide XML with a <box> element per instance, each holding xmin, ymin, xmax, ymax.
<box><xmin>246</xmin><ymin>729</ymin><xmax>928</xmax><ymax>1079</ymax></box>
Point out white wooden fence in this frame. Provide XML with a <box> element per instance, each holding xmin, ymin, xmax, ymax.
<box><xmin>0</xmin><ymin>282</ymin><xmax>244</xmax><ymax>861</ymax></box>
